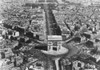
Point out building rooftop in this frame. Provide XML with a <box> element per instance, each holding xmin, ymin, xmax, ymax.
<box><xmin>48</xmin><ymin>35</ymin><xmax>62</xmax><ymax>40</ymax></box>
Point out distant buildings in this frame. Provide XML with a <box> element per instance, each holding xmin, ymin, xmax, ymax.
<box><xmin>0</xmin><ymin>57</ymin><xmax>14</xmax><ymax>70</ymax></box>
<box><xmin>29</xmin><ymin>7</ymin><xmax>46</xmax><ymax>37</ymax></box>
<box><xmin>26</xmin><ymin>60</ymin><xmax>45</xmax><ymax>70</ymax></box>
<box><xmin>92</xmin><ymin>54</ymin><xmax>100</xmax><ymax>62</ymax></box>
<box><xmin>61</xmin><ymin>57</ymin><xmax>98</xmax><ymax>70</ymax></box>
<box><xmin>72</xmin><ymin>60</ymin><xmax>84</xmax><ymax>70</ymax></box>
<box><xmin>0</xmin><ymin>48</ymin><xmax>14</xmax><ymax>58</ymax></box>
<box><xmin>31</xmin><ymin>9</ymin><xmax>45</xmax><ymax>22</ymax></box>
<box><xmin>72</xmin><ymin>60</ymin><xmax>97</xmax><ymax>70</ymax></box>
<box><xmin>61</xmin><ymin>59</ymin><xmax>72</xmax><ymax>70</ymax></box>
<box><xmin>0</xmin><ymin>35</ymin><xmax>4</xmax><ymax>42</ymax></box>
<box><xmin>79</xmin><ymin>46</ymin><xmax>91</xmax><ymax>54</ymax></box>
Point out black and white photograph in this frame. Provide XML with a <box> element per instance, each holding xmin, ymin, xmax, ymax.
<box><xmin>0</xmin><ymin>0</ymin><xmax>100</xmax><ymax>70</ymax></box>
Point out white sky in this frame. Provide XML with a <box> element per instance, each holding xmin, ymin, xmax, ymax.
<box><xmin>62</xmin><ymin>0</ymin><xmax>100</xmax><ymax>3</ymax></box>
<box><xmin>0</xmin><ymin>0</ymin><xmax>100</xmax><ymax>4</ymax></box>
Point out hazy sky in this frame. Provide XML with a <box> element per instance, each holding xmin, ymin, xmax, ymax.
<box><xmin>1</xmin><ymin>0</ymin><xmax>100</xmax><ymax>4</ymax></box>
<box><xmin>63</xmin><ymin>0</ymin><xmax>100</xmax><ymax>3</ymax></box>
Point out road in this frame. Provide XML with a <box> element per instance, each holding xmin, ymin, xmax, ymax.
<box><xmin>43</xmin><ymin>1</ymin><xmax>79</xmax><ymax>70</ymax></box>
<box><xmin>44</xmin><ymin>4</ymin><xmax>54</xmax><ymax>35</ymax></box>
<box><xmin>54</xmin><ymin>58</ymin><xmax>60</xmax><ymax>70</ymax></box>
<box><xmin>44</xmin><ymin>3</ymin><xmax>61</xmax><ymax>35</ymax></box>
<box><xmin>63</xmin><ymin>43</ymin><xmax>79</xmax><ymax>58</ymax></box>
